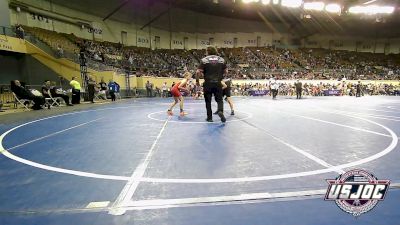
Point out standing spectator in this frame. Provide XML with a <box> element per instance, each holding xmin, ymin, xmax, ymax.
<box><xmin>70</xmin><ymin>77</ymin><xmax>81</xmax><ymax>104</ymax></box>
<box><xmin>57</xmin><ymin>45</ymin><xmax>64</xmax><ymax>57</ymax></box>
<box><xmin>114</xmin><ymin>82</ymin><xmax>121</xmax><ymax>99</ymax></box>
<box><xmin>162</xmin><ymin>82</ymin><xmax>168</xmax><ymax>98</ymax></box>
<box><xmin>87</xmin><ymin>75</ymin><xmax>96</xmax><ymax>103</ymax></box>
<box><xmin>295</xmin><ymin>79</ymin><xmax>303</xmax><ymax>99</ymax></box>
<box><xmin>108</xmin><ymin>79</ymin><xmax>117</xmax><ymax>101</ymax></box>
<box><xmin>146</xmin><ymin>80</ymin><xmax>152</xmax><ymax>97</ymax></box>
<box><xmin>16</xmin><ymin>25</ymin><xmax>24</xmax><ymax>39</ymax></box>
<box><xmin>356</xmin><ymin>81</ymin><xmax>362</xmax><ymax>97</ymax></box>
<box><xmin>270</xmin><ymin>79</ymin><xmax>279</xmax><ymax>100</ymax></box>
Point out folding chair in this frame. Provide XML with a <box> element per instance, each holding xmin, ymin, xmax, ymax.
<box><xmin>44</xmin><ymin>97</ymin><xmax>58</xmax><ymax>108</ymax></box>
<box><xmin>48</xmin><ymin>92</ymin><xmax>62</xmax><ymax>106</ymax></box>
<box><xmin>94</xmin><ymin>90</ymin><xmax>107</xmax><ymax>101</ymax></box>
<box><xmin>12</xmin><ymin>92</ymin><xmax>33</xmax><ymax>110</ymax></box>
<box><xmin>93</xmin><ymin>92</ymin><xmax>101</xmax><ymax>101</ymax></box>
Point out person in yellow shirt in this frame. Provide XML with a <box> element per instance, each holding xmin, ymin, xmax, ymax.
<box><xmin>70</xmin><ymin>77</ymin><xmax>81</xmax><ymax>104</ymax></box>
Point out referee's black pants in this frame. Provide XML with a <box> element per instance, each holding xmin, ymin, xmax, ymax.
<box><xmin>296</xmin><ymin>89</ymin><xmax>302</xmax><ymax>99</ymax></box>
<box><xmin>204</xmin><ymin>82</ymin><xmax>223</xmax><ymax>120</ymax></box>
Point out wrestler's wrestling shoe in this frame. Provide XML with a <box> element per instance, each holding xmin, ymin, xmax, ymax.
<box><xmin>167</xmin><ymin>110</ymin><xmax>173</xmax><ymax>116</ymax></box>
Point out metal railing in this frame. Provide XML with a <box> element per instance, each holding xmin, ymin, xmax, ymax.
<box><xmin>0</xmin><ymin>26</ymin><xmax>16</xmax><ymax>37</ymax></box>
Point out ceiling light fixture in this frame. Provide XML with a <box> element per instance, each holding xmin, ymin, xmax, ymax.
<box><xmin>281</xmin><ymin>0</ymin><xmax>302</xmax><ymax>8</ymax></box>
<box><xmin>325</xmin><ymin>3</ymin><xmax>341</xmax><ymax>13</ymax></box>
<box><xmin>304</xmin><ymin>2</ymin><xmax>325</xmax><ymax>11</ymax></box>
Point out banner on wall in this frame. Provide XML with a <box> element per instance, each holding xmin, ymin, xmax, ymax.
<box><xmin>323</xmin><ymin>89</ymin><xmax>341</xmax><ymax>96</ymax></box>
<box><xmin>249</xmin><ymin>90</ymin><xmax>269</xmax><ymax>96</ymax></box>
<box><xmin>0</xmin><ymin>36</ymin><xmax>27</xmax><ymax>53</ymax></box>
<box><xmin>247</xmin><ymin>39</ymin><xmax>257</xmax><ymax>46</ymax></box>
<box><xmin>91</xmin><ymin>22</ymin><xmax>103</xmax><ymax>40</ymax></box>
<box><xmin>137</xmin><ymin>36</ymin><xmax>150</xmax><ymax>47</ymax></box>
<box><xmin>172</xmin><ymin>40</ymin><xmax>183</xmax><ymax>46</ymax></box>
<box><xmin>198</xmin><ymin>40</ymin><xmax>210</xmax><ymax>47</ymax></box>
<box><xmin>223</xmin><ymin>40</ymin><xmax>233</xmax><ymax>47</ymax></box>
<box><xmin>27</xmin><ymin>12</ymin><xmax>53</xmax><ymax>30</ymax></box>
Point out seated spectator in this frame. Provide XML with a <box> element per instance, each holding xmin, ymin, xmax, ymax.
<box><xmin>11</xmin><ymin>80</ymin><xmax>45</xmax><ymax>110</ymax></box>
<box><xmin>42</xmin><ymin>80</ymin><xmax>73</xmax><ymax>106</ymax></box>
<box><xmin>97</xmin><ymin>78</ymin><xmax>108</xmax><ymax>100</ymax></box>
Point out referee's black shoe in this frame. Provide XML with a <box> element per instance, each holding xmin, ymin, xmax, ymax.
<box><xmin>218</xmin><ymin>111</ymin><xmax>226</xmax><ymax>123</ymax></box>
<box><xmin>213</xmin><ymin>110</ymin><xmax>218</xmax><ymax>115</ymax></box>
<box><xmin>206</xmin><ymin>118</ymin><xmax>213</xmax><ymax>122</ymax></box>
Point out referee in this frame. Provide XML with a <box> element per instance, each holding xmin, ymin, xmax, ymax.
<box><xmin>196</xmin><ymin>46</ymin><xmax>227</xmax><ymax>123</ymax></box>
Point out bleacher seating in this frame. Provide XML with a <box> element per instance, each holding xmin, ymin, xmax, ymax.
<box><xmin>21</xmin><ymin>25</ymin><xmax>400</xmax><ymax>81</ymax></box>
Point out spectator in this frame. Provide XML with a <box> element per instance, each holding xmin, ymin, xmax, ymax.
<box><xmin>11</xmin><ymin>80</ymin><xmax>45</xmax><ymax>110</ymax></box>
<box><xmin>57</xmin><ymin>45</ymin><xmax>64</xmax><ymax>57</ymax></box>
<box><xmin>108</xmin><ymin>79</ymin><xmax>118</xmax><ymax>101</ymax></box>
<box><xmin>42</xmin><ymin>80</ymin><xmax>73</xmax><ymax>106</ymax></box>
<box><xmin>15</xmin><ymin>25</ymin><xmax>24</xmax><ymax>39</ymax></box>
<box><xmin>70</xmin><ymin>77</ymin><xmax>81</xmax><ymax>104</ymax></box>
<box><xmin>87</xmin><ymin>75</ymin><xmax>97</xmax><ymax>103</ymax></box>
<box><xmin>145</xmin><ymin>80</ymin><xmax>153</xmax><ymax>97</ymax></box>
<box><xmin>97</xmin><ymin>77</ymin><xmax>107</xmax><ymax>100</ymax></box>
<box><xmin>162</xmin><ymin>82</ymin><xmax>168</xmax><ymax>98</ymax></box>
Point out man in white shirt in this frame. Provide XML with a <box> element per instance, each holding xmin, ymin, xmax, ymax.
<box><xmin>162</xmin><ymin>82</ymin><xmax>168</xmax><ymax>98</ymax></box>
<box><xmin>270</xmin><ymin>79</ymin><xmax>279</xmax><ymax>100</ymax></box>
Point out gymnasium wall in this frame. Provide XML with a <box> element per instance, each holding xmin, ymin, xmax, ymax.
<box><xmin>303</xmin><ymin>34</ymin><xmax>400</xmax><ymax>54</ymax></box>
<box><xmin>0</xmin><ymin>51</ymin><xmax>63</xmax><ymax>86</ymax></box>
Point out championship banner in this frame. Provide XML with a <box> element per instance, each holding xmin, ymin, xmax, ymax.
<box><xmin>249</xmin><ymin>90</ymin><xmax>269</xmax><ymax>96</ymax></box>
<box><xmin>324</xmin><ymin>89</ymin><xmax>341</xmax><ymax>96</ymax></box>
<box><xmin>0</xmin><ymin>36</ymin><xmax>27</xmax><ymax>53</ymax></box>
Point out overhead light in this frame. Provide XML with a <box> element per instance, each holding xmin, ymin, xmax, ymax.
<box><xmin>363</xmin><ymin>0</ymin><xmax>378</xmax><ymax>5</ymax></box>
<box><xmin>349</xmin><ymin>5</ymin><xmax>395</xmax><ymax>15</ymax></box>
<box><xmin>281</xmin><ymin>0</ymin><xmax>302</xmax><ymax>8</ymax></box>
<box><xmin>242</xmin><ymin>0</ymin><xmax>259</xmax><ymax>3</ymax></box>
<box><xmin>304</xmin><ymin>2</ymin><xmax>325</xmax><ymax>11</ymax></box>
<box><xmin>325</xmin><ymin>3</ymin><xmax>341</xmax><ymax>13</ymax></box>
<box><xmin>261</xmin><ymin>0</ymin><xmax>271</xmax><ymax>5</ymax></box>
<box><xmin>272</xmin><ymin>0</ymin><xmax>280</xmax><ymax>5</ymax></box>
